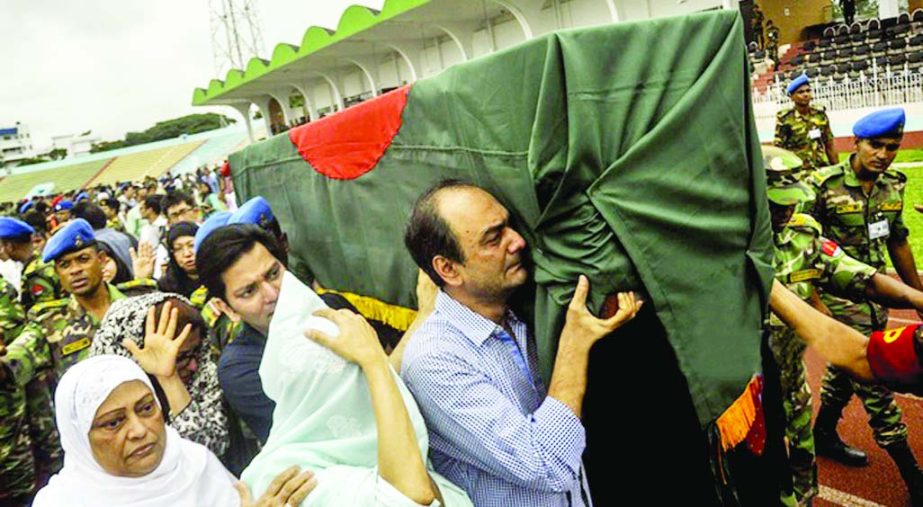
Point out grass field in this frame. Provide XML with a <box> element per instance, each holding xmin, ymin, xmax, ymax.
<box><xmin>889</xmin><ymin>149</ymin><xmax>923</xmax><ymax>262</ymax></box>
<box><xmin>901</xmin><ymin>164</ymin><xmax>923</xmax><ymax>262</ymax></box>
<box><xmin>829</xmin><ymin>149</ymin><xmax>923</xmax><ymax>266</ymax></box>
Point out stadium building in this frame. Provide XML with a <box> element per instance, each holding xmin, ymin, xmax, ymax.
<box><xmin>0</xmin><ymin>122</ymin><xmax>36</xmax><ymax>168</ymax></box>
<box><xmin>191</xmin><ymin>0</ymin><xmax>922</xmax><ymax>149</ymax></box>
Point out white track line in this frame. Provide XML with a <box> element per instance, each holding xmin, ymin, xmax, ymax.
<box><xmin>818</xmin><ymin>485</ymin><xmax>888</xmax><ymax>507</ymax></box>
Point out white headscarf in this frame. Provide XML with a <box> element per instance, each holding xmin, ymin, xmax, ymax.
<box><xmin>34</xmin><ymin>355</ymin><xmax>240</xmax><ymax>507</ymax></box>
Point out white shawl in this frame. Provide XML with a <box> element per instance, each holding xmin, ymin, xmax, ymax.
<box><xmin>33</xmin><ymin>355</ymin><xmax>239</xmax><ymax>507</ymax></box>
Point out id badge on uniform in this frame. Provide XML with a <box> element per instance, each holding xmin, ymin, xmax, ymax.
<box><xmin>808</xmin><ymin>127</ymin><xmax>822</xmax><ymax>140</ymax></box>
<box><xmin>869</xmin><ymin>219</ymin><xmax>890</xmax><ymax>240</ymax></box>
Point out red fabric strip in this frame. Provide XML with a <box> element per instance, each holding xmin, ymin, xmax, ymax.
<box><xmin>868</xmin><ymin>324</ymin><xmax>923</xmax><ymax>385</ymax></box>
<box><xmin>288</xmin><ymin>85</ymin><xmax>411</xmax><ymax>180</ymax></box>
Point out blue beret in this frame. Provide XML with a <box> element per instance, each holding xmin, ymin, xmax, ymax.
<box><xmin>194</xmin><ymin>211</ymin><xmax>232</xmax><ymax>253</ymax></box>
<box><xmin>0</xmin><ymin>217</ymin><xmax>35</xmax><ymax>239</ymax></box>
<box><xmin>75</xmin><ymin>192</ymin><xmax>89</xmax><ymax>202</ymax></box>
<box><xmin>853</xmin><ymin>108</ymin><xmax>905</xmax><ymax>139</ymax></box>
<box><xmin>786</xmin><ymin>74</ymin><xmax>809</xmax><ymax>95</ymax></box>
<box><xmin>54</xmin><ymin>200</ymin><xmax>74</xmax><ymax>212</ymax></box>
<box><xmin>228</xmin><ymin>196</ymin><xmax>275</xmax><ymax>229</ymax></box>
<box><xmin>42</xmin><ymin>219</ymin><xmax>96</xmax><ymax>263</ymax></box>
<box><xmin>18</xmin><ymin>201</ymin><xmax>33</xmax><ymax>215</ymax></box>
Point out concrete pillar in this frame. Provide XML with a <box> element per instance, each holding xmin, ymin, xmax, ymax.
<box><xmin>229</xmin><ymin>102</ymin><xmax>255</xmax><ymax>143</ymax></box>
<box><xmin>290</xmin><ymin>83</ymin><xmax>319</xmax><ymax>121</ymax></box>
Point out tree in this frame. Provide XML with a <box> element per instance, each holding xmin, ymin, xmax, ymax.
<box><xmin>90</xmin><ymin>113</ymin><xmax>236</xmax><ymax>153</ymax></box>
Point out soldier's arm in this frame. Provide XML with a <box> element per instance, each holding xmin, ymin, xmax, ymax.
<box><xmin>0</xmin><ymin>283</ymin><xmax>26</xmax><ymax>344</ymax></box>
<box><xmin>0</xmin><ymin>322</ymin><xmax>51</xmax><ymax>386</ymax></box>
<box><xmin>770</xmin><ymin>279</ymin><xmax>873</xmax><ymax>380</ymax></box>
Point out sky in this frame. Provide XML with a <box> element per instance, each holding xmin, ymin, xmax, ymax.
<box><xmin>0</xmin><ymin>0</ymin><xmax>385</xmax><ymax>152</ymax></box>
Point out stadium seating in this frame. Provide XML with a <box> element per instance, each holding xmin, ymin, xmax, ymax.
<box><xmin>0</xmin><ymin>159</ymin><xmax>110</xmax><ymax>202</ymax></box>
<box><xmin>759</xmin><ymin>11</ymin><xmax>923</xmax><ymax>90</ymax></box>
<box><xmin>85</xmin><ymin>141</ymin><xmax>204</xmax><ymax>187</ymax></box>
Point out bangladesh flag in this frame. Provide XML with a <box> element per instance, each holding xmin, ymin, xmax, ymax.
<box><xmin>230</xmin><ymin>10</ymin><xmax>774</xmax><ymax>500</ymax></box>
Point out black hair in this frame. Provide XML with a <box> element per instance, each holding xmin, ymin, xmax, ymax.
<box><xmin>73</xmin><ymin>203</ymin><xmax>108</xmax><ymax>230</ymax></box>
<box><xmin>143</xmin><ymin>195</ymin><xmax>162</xmax><ymax>215</ymax></box>
<box><xmin>403</xmin><ymin>179</ymin><xmax>476</xmax><ymax>287</ymax></box>
<box><xmin>196</xmin><ymin>224</ymin><xmax>287</xmax><ymax>300</ymax></box>
<box><xmin>15</xmin><ymin>210</ymin><xmax>46</xmax><ymax>241</ymax></box>
<box><xmin>161</xmin><ymin>190</ymin><xmax>196</xmax><ymax>215</ymax></box>
<box><xmin>96</xmin><ymin>241</ymin><xmax>132</xmax><ymax>284</ymax></box>
<box><xmin>157</xmin><ymin>221</ymin><xmax>201</xmax><ymax>298</ymax></box>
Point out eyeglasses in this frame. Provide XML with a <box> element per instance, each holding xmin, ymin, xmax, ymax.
<box><xmin>167</xmin><ymin>206</ymin><xmax>195</xmax><ymax>220</ymax></box>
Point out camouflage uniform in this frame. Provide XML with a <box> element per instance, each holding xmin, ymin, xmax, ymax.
<box><xmin>0</xmin><ymin>276</ymin><xmax>36</xmax><ymax>505</ymax></box>
<box><xmin>20</xmin><ymin>253</ymin><xmax>64</xmax><ymax>311</ymax></box>
<box><xmin>16</xmin><ymin>254</ymin><xmax>66</xmax><ymax>494</ymax></box>
<box><xmin>201</xmin><ymin>298</ymin><xmax>243</xmax><ymax>361</ymax></box>
<box><xmin>189</xmin><ymin>285</ymin><xmax>209</xmax><ymax>310</ymax></box>
<box><xmin>115</xmin><ymin>278</ymin><xmax>158</xmax><ymax>297</ymax></box>
<box><xmin>775</xmin><ymin>106</ymin><xmax>835</xmax><ymax>174</ymax></box>
<box><xmin>771</xmin><ymin>213</ymin><xmax>877</xmax><ymax>502</ymax></box>
<box><xmin>766</xmin><ymin>23</ymin><xmax>780</xmax><ymax>63</ymax></box>
<box><xmin>811</xmin><ymin>158</ymin><xmax>911</xmax><ymax>448</ymax></box>
<box><xmin>1</xmin><ymin>284</ymin><xmax>126</xmax><ymax>391</ymax></box>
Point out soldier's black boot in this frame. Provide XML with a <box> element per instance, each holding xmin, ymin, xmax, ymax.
<box><xmin>813</xmin><ymin>404</ymin><xmax>868</xmax><ymax>467</ymax></box>
<box><xmin>885</xmin><ymin>441</ymin><xmax>923</xmax><ymax>507</ymax></box>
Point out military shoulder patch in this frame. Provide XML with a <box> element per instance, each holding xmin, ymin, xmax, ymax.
<box><xmin>26</xmin><ymin>298</ymin><xmax>68</xmax><ymax>320</ymax></box>
<box><xmin>787</xmin><ymin>213</ymin><xmax>822</xmax><ymax>235</ymax></box>
<box><xmin>821</xmin><ymin>239</ymin><xmax>842</xmax><ymax>257</ymax></box>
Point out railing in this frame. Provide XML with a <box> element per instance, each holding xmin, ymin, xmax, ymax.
<box><xmin>753</xmin><ymin>68</ymin><xmax>923</xmax><ymax>111</ymax></box>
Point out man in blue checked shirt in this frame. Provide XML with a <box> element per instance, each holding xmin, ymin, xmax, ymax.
<box><xmin>400</xmin><ymin>180</ymin><xmax>642</xmax><ymax>507</ymax></box>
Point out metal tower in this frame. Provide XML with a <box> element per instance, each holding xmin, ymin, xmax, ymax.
<box><xmin>209</xmin><ymin>0</ymin><xmax>266</xmax><ymax>77</ymax></box>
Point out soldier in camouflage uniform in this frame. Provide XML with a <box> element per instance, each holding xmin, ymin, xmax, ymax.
<box><xmin>0</xmin><ymin>219</ymin><xmax>64</xmax><ymax>310</ymax></box>
<box><xmin>775</xmin><ymin>75</ymin><xmax>838</xmax><ymax>177</ymax></box>
<box><xmin>766</xmin><ymin>147</ymin><xmax>880</xmax><ymax>505</ymax></box>
<box><xmin>1</xmin><ymin>221</ymin><xmax>126</xmax><ymax>390</ymax></box>
<box><xmin>0</xmin><ymin>275</ymin><xmax>37</xmax><ymax>506</ymax></box>
<box><xmin>0</xmin><ymin>221</ymin><xmax>126</xmax><ymax>498</ymax></box>
<box><xmin>810</xmin><ymin>108</ymin><xmax>923</xmax><ymax>503</ymax></box>
<box><xmin>0</xmin><ymin>218</ymin><xmax>63</xmax><ymax>499</ymax></box>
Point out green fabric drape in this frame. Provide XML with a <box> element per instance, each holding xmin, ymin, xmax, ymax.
<box><xmin>231</xmin><ymin>10</ymin><xmax>773</xmax><ymax>428</ymax></box>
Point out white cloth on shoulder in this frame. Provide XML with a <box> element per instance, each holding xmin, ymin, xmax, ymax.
<box><xmin>33</xmin><ymin>355</ymin><xmax>239</xmax><ymax>507</ymax></box>
<box><xmin>240</xmin><ymin>271</ymin><xmax>471</xmax><ymax>506</ymax></box>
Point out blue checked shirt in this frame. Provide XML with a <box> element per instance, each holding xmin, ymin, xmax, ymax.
<box><xmin>401</xmin><ymin>291</ymin><xmax>589</xmax><ymax>507</ymax></box>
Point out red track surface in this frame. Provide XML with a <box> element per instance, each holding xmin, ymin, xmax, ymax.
<box><xmin>810</xmin><ymin>307</ymin><xmax>923</xmax><ymax>507</ymax></box>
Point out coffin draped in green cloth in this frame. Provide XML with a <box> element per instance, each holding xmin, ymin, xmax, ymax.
<box><xmin>229</xmin><ymin>10</ymin><xmax>774</xmax><ymax>429</ymax></box>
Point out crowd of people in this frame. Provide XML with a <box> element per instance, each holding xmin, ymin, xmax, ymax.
<box><xmin>0</xmin><ymin>78</ymin><xmax>922</xmax><ymax>507</ymax></box>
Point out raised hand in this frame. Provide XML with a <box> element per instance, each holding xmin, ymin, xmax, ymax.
<box><xmin>122</xmin><ymin>301</ymin><xmax>192</xmax><ymax>379</ymax></box>
<box><xmin>304</xmin><ymin>308</ymin><xmax>386</xmax><ymax>369</ymax></box>
<box><xmin>130</xmin><ymin>242</ymin><xmax>156</xmax><ymax>280</ymax></box>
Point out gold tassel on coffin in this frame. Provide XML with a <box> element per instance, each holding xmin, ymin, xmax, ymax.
<box><xmin>715</xmin><ymin>375</ymin><xmax>764</xmax><ymax>452</ymax></box>
<box><xmin>316</xmin><ymin>287</ymin><xmax>417</xmax><ymax>331</ymax></box>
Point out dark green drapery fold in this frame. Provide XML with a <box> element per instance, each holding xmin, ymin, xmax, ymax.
<box><xmin>230</xmin><ymin>10</ymin><xmax>773</xmax><ymax>427</ymax></box>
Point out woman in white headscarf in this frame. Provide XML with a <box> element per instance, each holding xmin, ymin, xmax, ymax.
<box><xmin>34</xmin><ymin>316</ymin><xmax>316</xmax><ymax>506</ymax></box>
